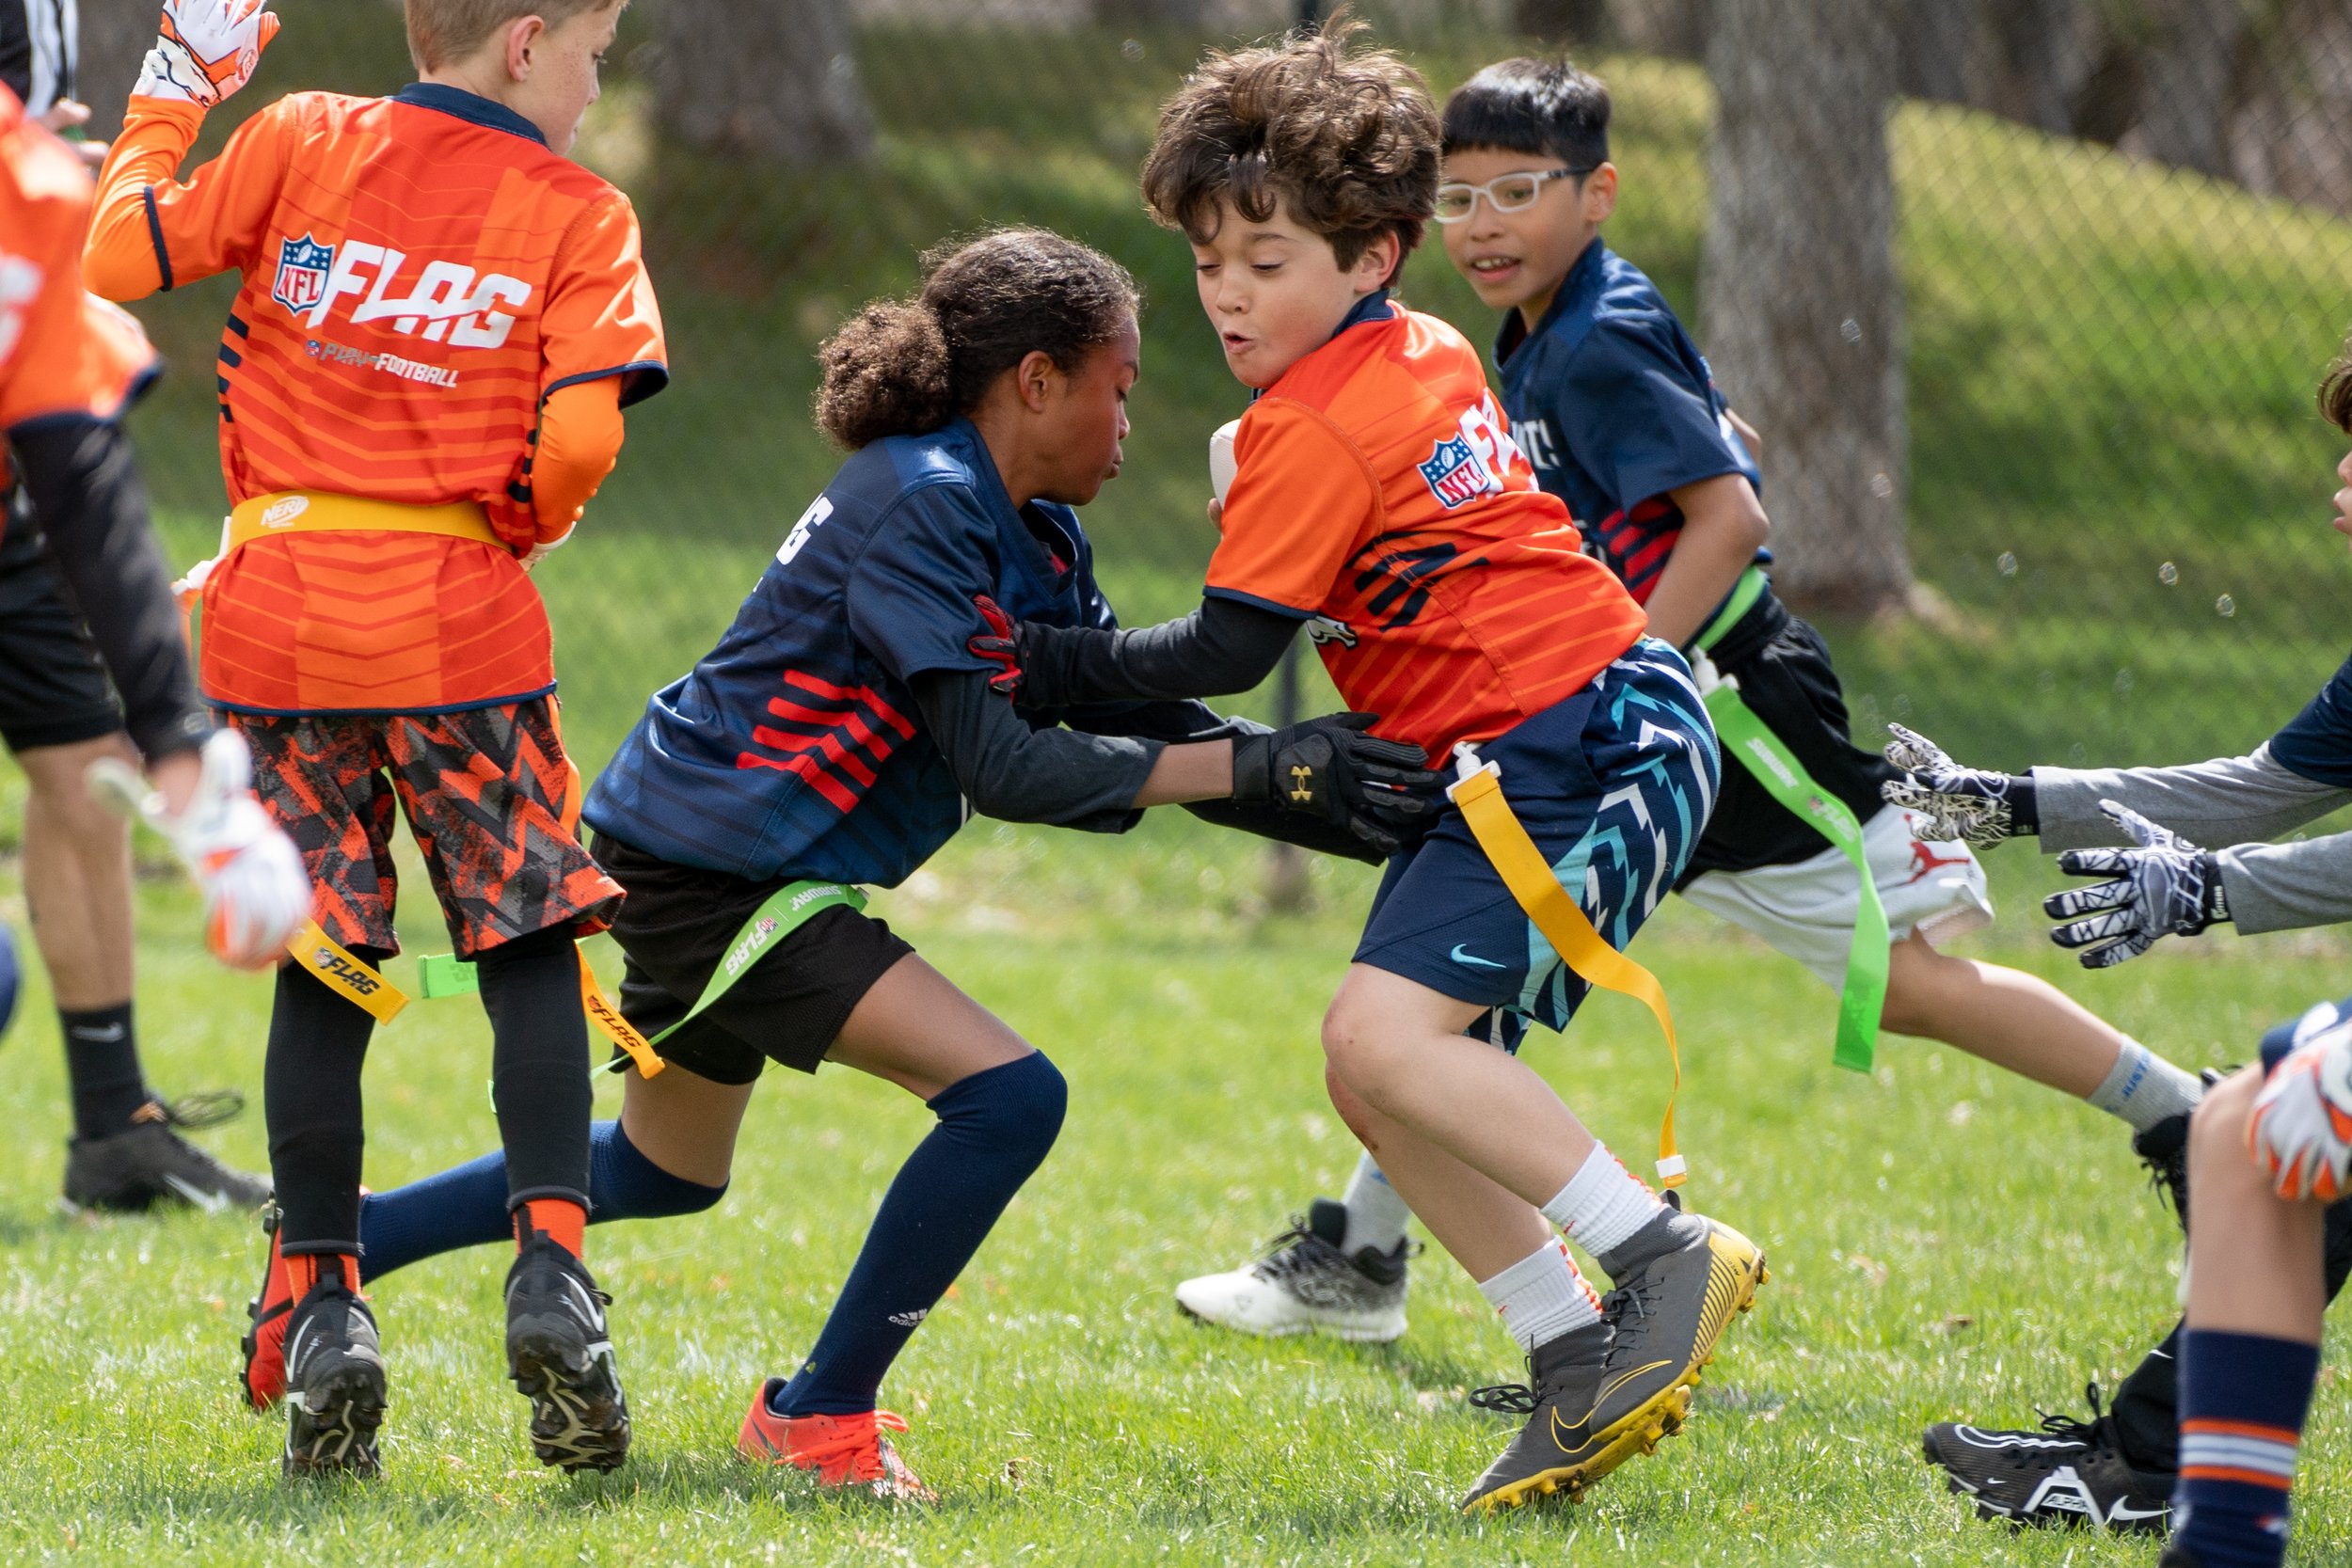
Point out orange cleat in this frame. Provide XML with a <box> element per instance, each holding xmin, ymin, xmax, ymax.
<box><xmin>239</xmin><ymin>1203</ymin><xmax>290</xmax><ymax>1409</ymax></box>
<box><xmin>736</xmin><ymin>1379</ymin><xmax>936</xmax><ymax>1502</ymax></box>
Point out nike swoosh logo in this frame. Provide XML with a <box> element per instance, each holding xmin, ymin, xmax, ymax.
<box><xmin>1549</xmin><ymin>1358</ymin><xmax>1676</xmax><ymax>1447</ymax></box>
<box><xmin>70</xmin><ymin>1024</ymin><xmax>127</xmax><ymax>1042</ymax></box>
<box><xmin>1450</xmin><ymin>944</ymin><xmax>1508</xmax><ymax>970</ymax></box>
<box><xmin>163</xmin><ymin>1173</ymin><xmax>231</xmax><ymax>1214</ymax></box>
<box><xmin>2106</xmin><ymin>1501</ymin><xmax>2169</xmax><ymax>1523</ymax></box>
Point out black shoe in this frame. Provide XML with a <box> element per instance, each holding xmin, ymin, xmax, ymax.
<box><xmin>505</xmin><ymin>1226</ymin><xmax>629</xmax><ymax>1473</ymax></box>
<box><xmin>2133</xmin><ymin>1114</ymin><xmax>2190</xmax><ymax>1231</ymax></box>
<box><xmin>1173</xmin><ymin>1198</ymin><xmax>1414</xmax><ymax>1342</ymax></box>
<box><xmin>62</xmin><ymin>1095</ymin><xmax>272</xmax><ymax>1213</ymax></box>
<box><xmin>1922</xmin><ymin>1384</ymin><xmax>2172</xmax><ymax>1533</ymax></box>
<box><xmin>2157</xmin><ymin>1544</ymin><xmax>2202</xmax><ymax>1568</ymax></box>
<box><xmin>282</xmin><ymin>1256</ymin><xmax>386</xmax><ymax>1479</ymax></box>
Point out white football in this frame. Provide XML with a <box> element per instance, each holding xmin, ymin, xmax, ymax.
<box><xmin>1209</xmin><ymin>419</ymin><xmax>1241</xmax><ymax>506</ymax></box>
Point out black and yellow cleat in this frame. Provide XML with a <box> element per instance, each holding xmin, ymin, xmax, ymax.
<box><xmin>1460</xmin><ymin>1216</ymin><xmax>1766</xmax><ymax>1512</ymax></box>
<box><xmin>281</xmin><ymin>1257</ymin><xmax>386</xmax><ymax>1480</ymax></box>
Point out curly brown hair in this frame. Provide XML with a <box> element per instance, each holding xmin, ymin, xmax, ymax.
<box><xmin>814</xmin><ymin>229</ymin><xmax>1139</xmax><ymax>451</ymax></box>
<box><xmin>2324</xmin><ymin>327</ymin><xmax>2352</xmax><ymax>435</ymax></box>
<box><xmin>1141</xmin><ymin>16</ymin><xmax>1438</xmax><ymax>285</ymax></box>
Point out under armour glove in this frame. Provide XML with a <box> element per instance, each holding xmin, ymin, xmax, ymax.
<box><xmin>969</xmin><ymin>595</ymin><xmax>1024</xmax><ymax>697</ymax></box>
<box><xmin>1232</xmin><ymin>712</ymin><xmax>1446</xmax><ymax>858</ymax></box>
<box><xmin>91</xmin><ymin>731</ymin><xmax>311</xmax><ymax>970</ymax></box>
<box><xmin>135</xmin><ymin>0</ymin><xmax>279</xmax><ymax>106</ymax></box>
<box><xmin>2250</xmin><ymin>1002</ymin><xmax>2352</xmax><ymax>1202</ymax></box>
<box><xmin>2043</xmin><ymin>800</ymin><xmax>2228</xmax><ymax>969</ymax></box>
<box><xmin>1881</xmin><ymin>724</ymin><xmax>2036</xmax><ymax>847</ymax></box>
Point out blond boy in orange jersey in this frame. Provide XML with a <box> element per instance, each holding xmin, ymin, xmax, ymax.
<box><xmin>85</xmin><ymin>0</ymin><xmax>665</xmax><ymax>1479</ymax></box>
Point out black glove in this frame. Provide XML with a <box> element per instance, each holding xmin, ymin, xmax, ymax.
<box><xmin>967</xmin><ymin>595</ymin><xmax>1024</xmax><ymax>697</ymax></box>
<box><xmin>1232</xmin><ymin>712</ymin><xmax>1447</xmax><ymax>858</ymax></box>
<box><xmin>2043</xmin><ymin>800</ymin><xmax>2230</xmax><ymax>968</ymax></box>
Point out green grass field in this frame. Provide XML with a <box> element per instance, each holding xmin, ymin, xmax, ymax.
<box><xmin>0</xmin><ymin>830</ymin><xmax>2347</xmax><ymax>1565</ymax></box>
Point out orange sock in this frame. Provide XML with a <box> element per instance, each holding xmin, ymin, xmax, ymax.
<box><xmin>517</xmin><ymin>1197</ymin><xmax>586</xmax><ymax>1257</ymax></box>
<box><xmin>280</xmin><ymin>1250</ymin><xmax>359</xmax><ymax>1300</ymax></box>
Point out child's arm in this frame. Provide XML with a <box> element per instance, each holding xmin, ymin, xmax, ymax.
<box><xmin>495</xmin><ymin>378</ymin><xmax>624</xmax><ymax>562</ymax></box>
<box><xmin>84</xmin><ymin>1</ymin><xmax>288</xmax><ymax>299</ymax></box>
<box><xmin>1724</xmin><ymin>407</ymin><xmax>1764</xmax><ymax>460</ymax></box>
<box><xmin>1640</xmin><ymin>472</ymin><xmax>1770</xmax><ymax>650</ymax></box>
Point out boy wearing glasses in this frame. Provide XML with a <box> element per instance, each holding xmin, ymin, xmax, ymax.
<box><xmin>1175</xmin><ymin>55</ymin><xmax>2208</xmax><ymax>1372</ymax></box>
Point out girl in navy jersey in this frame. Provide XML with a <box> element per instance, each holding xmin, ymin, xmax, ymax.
<box><xmin>230</xmin><ymin>227</ymin><xmax>1444</xmax><ymax>1497</ymax></box>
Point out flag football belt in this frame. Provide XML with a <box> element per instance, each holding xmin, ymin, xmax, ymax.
<box><xmin>415</xmin><ymin>879</ymin><xmax>871</xmax><ymax>1079</ymax></box>
<box><xmin>1447</xmin><ymin>748</ymin><xmax>1690</xmax><ymax>1191</ymax></box>
<box><xmin>1691</xmin><ymin>565</ymin><xmax>1883</xmax><ymax>1074</ymax></box>
<box><xmin>184</xmin><ymin>492</ymin><xmax>506</xmax><ymax>663</ymax></box>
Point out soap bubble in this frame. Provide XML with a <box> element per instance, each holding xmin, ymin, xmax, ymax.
<box><xmin>2158</xmin><ymin>562</ymin><xmax>2178</xmax><ymax>586</ymax></box>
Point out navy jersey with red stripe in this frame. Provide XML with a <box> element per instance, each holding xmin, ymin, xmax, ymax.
<box><xmin>1494</xmin><ymin>238</ymin><xmax>1760</xmax><ymax>605</ymax></box>
<box><xmin>582</xmin><ymin>418</ymin><xmax>1118</xmax><ymax>886</ymax></box>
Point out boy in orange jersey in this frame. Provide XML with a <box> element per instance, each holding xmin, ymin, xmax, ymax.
<box><xmin>999</xmin><ymin>23</ymin><xmax>1764</xmax><ymax>1512</ymax></box>
<box><xmin>84</xmin><ymin>0</ymin><xmax>665</xmax><ymax>1479</ymax></box>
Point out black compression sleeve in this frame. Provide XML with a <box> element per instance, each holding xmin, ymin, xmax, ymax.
<box><xmin>909</xmin><ymin>667</ymin><xmax>1165</xmax><ymax>832</ymax></box>
<box><xmin>8</xmin><ymin>418</ymin><xmax>211</xmax><ymax>761</ymax></box>
<box><xmin>1022</xmin><ymin>595</ymin><xmax>1299</xmax><ymax>706</ymax></box>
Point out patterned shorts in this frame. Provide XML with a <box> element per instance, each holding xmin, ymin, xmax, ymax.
<box><xmin>231</xmin><ymin>700</ymin><xmax>622</xmax><ymax>958</ymax></box>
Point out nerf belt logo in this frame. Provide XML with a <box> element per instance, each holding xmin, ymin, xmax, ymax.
<box><xmin>311</xmin><ymin>947</ymin><xmax>381</xmax><ymax>996</ymax></box>
<box><xmin>260</xmin><ymin>496</ymin><xmax>310</xmax><ymax>530</ymax></box>
<box><xmin>271</xmin><ymin>234</ymin><xmax>533</xmax><ymax>349</ymax></box>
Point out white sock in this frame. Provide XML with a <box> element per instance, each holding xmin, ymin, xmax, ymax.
<box><xmin>1541</xmin><ymin>1142</ymin><xmax>1665</xmax><ymax>1259</ymax></box>
<box><xmin>2086</xmin><ymin>1037</ymin><xmax>2205</xmax><ymax>1133</ymax></box>
<box><xmin>1340</xmin><ymin>1154</ymin><xmax>1411</xmax><ymax>1256</ymax></box>
<box><xmin>1477</xmin><ymin>1238</ymin><xmax>1601</xmax><ymax>1352</ymax></box>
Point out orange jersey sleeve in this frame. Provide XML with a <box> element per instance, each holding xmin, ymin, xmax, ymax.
<box><xmin>1204</xmin><ymin>400</ymin><xmax>1380</xmax><ymax>618</ymax></box>
<box><xmin>538</xmin><ymin>190</ymin><xmax>666</xmax><ymax>408</ymax></box>
<box><xmin>85</xmin><ymin>96</ymin><xmax>294</xmax><ymax>301</ymax></box>
<box><xmin>528</xmin><ymin>375</ymin><xmax>624</xmax><ymax>545</ymax></box>
<box><xmin>1</xmin><ymin>89</ymin><xmax>124</xmax><ymax>434</ymax></box>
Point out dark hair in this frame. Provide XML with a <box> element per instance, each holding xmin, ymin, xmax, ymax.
<box><xmin>1141</xmin><ymin>16</ymin><xmax>1438</xmax><ymax>286</ymax></box>
<box><xmin>814</xmin><ymin>229</ymin><xmax>1140</xmax><ymax>451</ymax></box>
<box><xmin>1441</xmin><ymin>55</ymin><xmax>1612</xmax><ymax>171</ymax></box>
<box><xmin>2325</xmin><ymin>327</ymin><xmax>2352</xmax><ymax>435</ymax></box>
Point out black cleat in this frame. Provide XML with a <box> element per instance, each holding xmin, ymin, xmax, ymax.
<box><xmin>281</xmin><ymin>1257</ymin><xmax>386</xmax><ymax>1479</ymax></box>
<box><xmin>2132</xmin><ymin>1113</ymin><xmax>2190</xmax><ymax>1232</ymax></box>
<box><xmin>1922</xmin><ymin>1385</ymin><xmax>2172</xmax><ymax>1533</ymax></box>
<box><xmin>505</xmin><ymin>1227</ymin><xmax>629</xmax><ymax>1473</ymax></box>
<box><xmin>2157</xmin><ymin>1544</ymin><xmax>2202</xmax><ymax>1568</ymax></box>
<box><xmin>63</xmin><ymin>1095</ymin><xmax>271</xmax><ymax>1213</ymax></box>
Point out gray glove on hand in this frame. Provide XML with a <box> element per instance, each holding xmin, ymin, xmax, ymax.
<box><xmin>1881</xmin><ymin>723</ymin><xmax>2035</xmax><ymax>848</ymax></box>
<box><xmin>2043</xmin><ymin>800</ymin><xmax>2229</xmax><ymax>968</ymax></box>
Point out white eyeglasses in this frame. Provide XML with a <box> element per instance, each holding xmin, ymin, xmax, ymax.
<box><xmin>1433</xmin><ymin>167</ymin><xmax>1588</xmax><ymax>224</ymax></box>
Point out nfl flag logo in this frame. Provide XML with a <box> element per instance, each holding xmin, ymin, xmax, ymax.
<box><xmin>1417</xmin><ymin>434</ymin><xmax>1491</xmax><ymax>510</ymax></box>
<box><xmin>271</xmin><ymin>234</ymin><xmax>334</xmax><ymax>319</ymax></box>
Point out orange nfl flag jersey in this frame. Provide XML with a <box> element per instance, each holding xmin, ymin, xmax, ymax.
<box><xmin>85</xmin><ymin>85</ymin><xmax>667</xmax><ymax>716</ymax></box>
<box><xmin>1207</xmin><ymin>303</ymin><xmax>1648</xmax><ymax>761</ymax></box>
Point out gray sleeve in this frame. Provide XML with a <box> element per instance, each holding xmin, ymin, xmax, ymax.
<box><xmin>2213</xmin><ymin>834</ymin><xmax>2352</xmax><ymax>935</ymax></box>
<box><xmin>2030</xmin><ymin>744</ymin><xmax>2352</xmax><ymax>852</ymax></box>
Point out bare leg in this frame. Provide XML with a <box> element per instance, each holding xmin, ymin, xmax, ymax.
<box><xmin>822</xmin><ymin>953</ymin><xmax>1033</xmax><ymax>1095</ymax></box>
<box><xmin>2185</xmin><ymin>1068</ymin><xmax>2327</xmax><ymax>1342</ymax></box>
<box><xmin>1323</xmin><ymin>964</ymin><xmax>1598</xmax><ymax>1212</ymax></box>
<box><xmin>1880</xmin><ymin>932</ymin><xmax>2125</xmax><ymax>1098</ymax></box>
<box><xmin>19</xmin><ymin>736</ymin><xmax>137</xmax><ymax>1009</ymax></box>
<box><xmin>1325</xmin><ymin>1063</ymin><xmax>1552</xmax><ymax>1282</ymax></box>
<box><xmin>615</xmin><ymin>1064</ymin><xmax>757</xmax><ymax>1188</ymax></box>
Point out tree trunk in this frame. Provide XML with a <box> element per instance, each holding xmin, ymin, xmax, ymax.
<box><xmin>1516</xmin><ymin>0</ymin><xmax>1614</xmax><ymax>44</ymax></box>
<box><xmin>1701</xmin><ymin>0</ymin><xmax>1910</xmax><ymax>616</ymax></box>
<box><xmin>654</xmin><ymin>0</ymin><xmax>873</xmax><ymax>166</ymax></box>
<box><xmin>2124</xmin><ymin>0</ymin><xmax>2250</xmax><ymax>178</ymax></box>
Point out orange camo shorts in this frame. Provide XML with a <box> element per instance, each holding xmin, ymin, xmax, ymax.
<box><xmin>230</xmin><ymin>700</ymin><xmax>622</xmax><ymax>959</ymax></box>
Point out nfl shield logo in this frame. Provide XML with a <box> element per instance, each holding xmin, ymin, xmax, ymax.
<box><xmin>1417</xmin><ymin>434</ymin><xmax>1490</xmax><ymax>510</ymax></box>
<box><xmin>271</xmin><ymin>234</ymin><xmax>334</xmax><ymax>319</ymax></box>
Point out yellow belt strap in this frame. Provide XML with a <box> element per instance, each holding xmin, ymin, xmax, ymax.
<box><xmin>1447</xmin><ymin>753</ymin><xmax>1687</xmax><ymax>1190</ymax></box>
<box><xmin>579</xmin><ymin>950</ymin><xmax>667</xmax><ymax>1079</ymax></box>
<box><xmin>288</xmin><ymin>920</ymin><xmax>409</xmax><ymax>1025</ymax></box>
<box><xmin>226</xmin><ymin>491</ymin><xmax>502</xmax><ymax>553</ymax></box>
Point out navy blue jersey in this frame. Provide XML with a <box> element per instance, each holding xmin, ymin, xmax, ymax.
<box><xmin>1495</xmin><ymin>238</ymin><xmax>1761</xmax><ymax>606</ymax></box>
<box><xmin>585</xmin><ymin>420</ymin><xmax>1122</xmax><ymax>885</ymax></box>
<box><xmin>2268</xmin><ymin>649</ymin><xmax>2352</xmax><ymax>788</ymax></box>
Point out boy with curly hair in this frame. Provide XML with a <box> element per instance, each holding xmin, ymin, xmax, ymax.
<box><xmin>1003</xmin><ymin>21</ymin><xmax>1765</xmax><ymax>1511</ymax></box>
<box><xmin>83</xmin><ymin>0</ymin><xmax>664</xmax><ymax>1479</ymax></box>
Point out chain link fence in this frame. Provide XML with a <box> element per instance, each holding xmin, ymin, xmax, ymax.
<box><xmin>70</xmin><ymin>0</ymin><xmax>2352</xmax><ymax>781</ymax></box>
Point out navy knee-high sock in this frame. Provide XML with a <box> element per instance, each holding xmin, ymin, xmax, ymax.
<box><xmin>774</xmin><ymin>1053</ymin><xmax>1067</xmax><ymax>1418</ymax></box>
<box><xmin>2173</xmin><ymin>1328</ymin><xmax>2320</xmax><ymax>1568</ymax></box>
<box><xmin>356</xmin><ymin>1118</ymin><xmax>726</xmax><ymax>1283</ymax></box>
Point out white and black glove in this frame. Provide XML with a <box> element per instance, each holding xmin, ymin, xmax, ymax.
<box><xmin>1881</xmin><ymin>724</ymin><xmax>2035</xmax><ymax>848</ymax></box>
<box><xmin>91</xmin><ymin>731</ymin><xmax>311</xmax><ymax>970</ymax></box>
<box><xmin>2043</xmin><ymin>800</ymin><xmax>2228</xmax><ymax>969</ymax></box>
<box><xmin>135</xmin><ymin>0</ymin><xmax>279</xmax><ymax>107</ymax></box>
<box><xmin>2250</xmin><ymin>1002</ymin><xmax>2352</xmax><ymax>1202</ymax></box>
